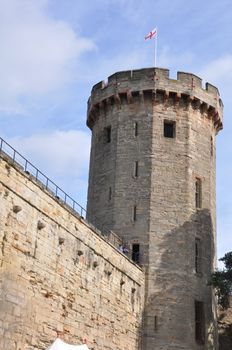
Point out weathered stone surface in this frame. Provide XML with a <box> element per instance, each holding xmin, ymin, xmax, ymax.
<box><xmin>0</xmin><ymin>154</ymin><xmax>144</xmax><ymax>350</ymax></box>
<box><xmin>87</xmin><ymin>68</ymin><xmax>223</xmax><ymax>350</ymax></box>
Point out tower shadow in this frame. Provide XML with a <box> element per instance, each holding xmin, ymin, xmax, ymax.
<box><xmin>138</xmin><ymin>209</ymin><xmax>217</xmax><ymax>350</ymax></box>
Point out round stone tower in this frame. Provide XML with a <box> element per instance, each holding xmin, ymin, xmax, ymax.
<box><xmin>86</xmin><ymin>68</ymin><xmax>223</xmax><ymax>350</ymax></box>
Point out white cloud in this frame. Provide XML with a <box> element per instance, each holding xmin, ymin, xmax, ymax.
<box><xmin>7</xmin><ymin>130</ymin><xmax>91</xmax><ymax>206</ymax></box>
<box><xmin>8</xmin><ymin>130</ymin><xmax>90</xmax><ymax>177</ymax></box>
<box><xmin>0</xmin><ymin>0</ymin><xmax>95</xmax><ymax>114</ymax></box>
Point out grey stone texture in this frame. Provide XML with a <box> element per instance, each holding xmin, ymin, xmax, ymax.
<box><xmin>0</xmin><ymin>154</ymin><xmax>144</xmax><ymax>350</ymax></box>
<box><xmin>86</xmin><ymin>68</ymin><xmax>223</xmax><ymax>349</ymax></box>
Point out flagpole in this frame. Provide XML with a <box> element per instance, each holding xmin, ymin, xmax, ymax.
<box><xmin>154</xmin><ymin>28</ymin><xmax>157</xmax><ymax>67</ymax></box>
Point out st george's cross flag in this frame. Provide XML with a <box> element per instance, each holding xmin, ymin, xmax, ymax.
<box><xmin>145</xmin><ymin>28</ymin><xmax>157</xmax><ymax>40</ymax></box>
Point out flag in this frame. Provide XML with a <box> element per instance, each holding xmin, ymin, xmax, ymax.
<box><xmin>145</xmin><ymin>28</ymin><xmax>157</xmax><ymax>40</ymax></box>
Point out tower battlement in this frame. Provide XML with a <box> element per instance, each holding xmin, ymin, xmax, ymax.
<box><xmin>87</xmin><ymin>68</ymin><xmax>223</xmax><ymax>132</ymax></box>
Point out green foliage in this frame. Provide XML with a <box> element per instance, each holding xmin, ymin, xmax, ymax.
<box><xmin>210</xmin><ymin>252</ymin><xmax>232</xmax><ymax>309</ymax></box>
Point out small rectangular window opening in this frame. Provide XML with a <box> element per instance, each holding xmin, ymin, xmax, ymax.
<box><xmin>105</xmin><ymin>126</ymin><xmax>111</xmax><ymax>143</ymax></box>
<box><xmin>210</xmin><ymin>136</ymin><xmax>213</xmax><ymax>156</ymax></box>
<box><xmin>164</xmin><ymin>120</ymin><xmax>175</xmax><ymax>138</ymax></box>
<box><xmin>195</xmin><ymin>238</ymin><xmax>201</xmax><ymax>274</ymax></box>
<box><xmin>154</xmin><ymin>316</ymin><xmax>158</xmax><ymax>331</ymax></box>
<box><xmin>195</xmin><ymin>178</ymin><xmax>202</xmax><ymax>208</ymax></box>
<box><xmin>133</xmin><ymin>205</ymin><xmax>137</xmax><ymax>221</ymax></box>
<box><xmin>134</xmin><ymin>161</ymin><xmax>139</xmax><ymax>177</ymax></box>
<box><xmin>195</xmin><ymin>301</ymin><xmax>205</xmax><ymax>344</ymax></box>
<box><xmin>134</xmin><ymin>122</ymin><xmax>138</xmax><ymax>137</ymax></box>
<box><xmin>108</xmin><ymin>187</ymin><xmax>112</xmax><ymax>201</ymax></box>
<box><xmin>132</xmin><ymin>244</ymin><xmax>140</xmax><ymax>263</ymax></box>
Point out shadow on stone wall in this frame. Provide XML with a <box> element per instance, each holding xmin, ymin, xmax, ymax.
<box><xmin>138</xmin><ymin>209</ymin><xmax>216</xmax><ymax>350</ymax></box>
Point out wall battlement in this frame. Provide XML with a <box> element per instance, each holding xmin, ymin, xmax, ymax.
<box><xmin>87</xmin><ymin>68</ymin><xmax>223</xmax><ymax>132</ymax></box>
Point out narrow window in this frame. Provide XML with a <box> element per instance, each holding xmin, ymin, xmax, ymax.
<box><xmin>195</xmin><ymin>238</ymin><xmax>201</xmax><ymax>274</ymax></box>
<box><xmin>164</xmin><ymin>120</ymin><xmax>176</xmax><ymax>138</ymax></box>
<box><xmin>131</xmin><ymin>287</ymin><xmax>136</xmax><ymax>311</ymax></box>
<box><xmin>134</xmin><ymin>161</ymin><xmax>138</xmax><ymax>177</ymax></box>
<box><xmin>133</xmin><ymin>205</ymin><xmax>137</xmax><ymax>221</ymax></box>
<box><xmin>134</xmin><ymin>122</ymin><xmax>138</xmax><ymax>137</ymax></box>
<box><xmin>108</xmin><ymin>187</ymin><xmax>112</xmax><ymax>201</ymax></box>
<box><xmin>210</xmin><ymin>136</ymin><xmax>213</xmax><ymax>156</ymax></box>
<box><xmin>105</xmin><ymin>126</ymin><xmax>111</xmax><ymax>143</ymax></box>
<box><xmin>132</xmin><ymin>244</ymin><xmax>140</xmax><ymax>263</ymax></box>
<box><xmin>195</xmin><ymin>301</ymin><xmax>205</xmax><ymax>344</ymax></box>
<box><xmin>195</xmin><ymin>178</ymin><xmax>202</xmax><ymax>208</ymax></box>
<box><xmin>154</xmin><ymin>316</ymin><xmax>158</xmax><ymax>331</ymax></box>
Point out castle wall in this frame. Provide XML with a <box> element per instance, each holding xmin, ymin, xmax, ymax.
<box><xmin>0</xmin><ymin>154</ymin><xmax>144</xmax><ymax>350</ymax></box>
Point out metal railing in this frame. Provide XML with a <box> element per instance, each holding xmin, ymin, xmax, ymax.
<box><xmin>0</xmin><ymin>137</ymin><xmax>86</xmax><ymax>218</ymax></box>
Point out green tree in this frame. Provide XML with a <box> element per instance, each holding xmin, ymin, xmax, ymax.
<box><xmin>211</xmin><ymin>252</ymin><xmax>232</xmax><ymax>309</ymax></box>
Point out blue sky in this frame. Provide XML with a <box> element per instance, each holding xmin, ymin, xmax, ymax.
<box><xmin>0</xmin><ymin>0</ymin><xmax>232</xmax><ymax>264</ymax></box>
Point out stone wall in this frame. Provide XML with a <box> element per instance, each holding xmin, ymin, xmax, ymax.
<box><xmin>86</xmin><ymin>68</ymin><xmax>223</xmax><ymax>350</ymax></box>
<box><xmin>0</xmin><ymin>153</ymin><xmax>144</xmax><ymax>350</ymax></box>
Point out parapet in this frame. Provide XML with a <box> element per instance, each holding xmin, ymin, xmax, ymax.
<box><xmin>87</xmin><ymin>68</ymin><xmax>223</xmax><ymax>132</ymax></box>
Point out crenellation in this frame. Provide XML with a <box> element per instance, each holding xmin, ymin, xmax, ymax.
<box><xmin>108</xmin><ymin>71</ymin><xmax>132</xmax><ymax>83</ymax></box>
<box><xmin>92</xmin><ymin>80</ymin><xmax>106</xmax><ymax>93</ymax></box>
<box><xmin>206</xmin><ymin>82</ymin><xmax>219</xmax><ymax>95</ymax></box>
<box><xmin>87</xmin><ymin>68</ymin><xmax>223</xmax><ymax>132</ymax></box>
<box><xmin>90</xmin><ymin>68</ymin><xmax>220</xmax><ymax>100</ymax></box>
<box><xmin>177</xmin><ymin>71</ymin><xmax>202</xmax><ymax>88</ymax></box>
<box><xmin>153</xmin><ymin>67</ymin><xmax>170</xmax><ymax>80</ymax></box>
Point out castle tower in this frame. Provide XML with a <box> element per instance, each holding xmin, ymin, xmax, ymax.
<box><xmin>86</xmin><ymin>68</ymin><xmax>223</xmax><ymax>350</ymax></box>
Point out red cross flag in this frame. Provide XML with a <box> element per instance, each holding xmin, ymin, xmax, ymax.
<box><xmin>145</xmin><ymin>28</ymin><xmax>157</xmax><ymax>40</ymax></box>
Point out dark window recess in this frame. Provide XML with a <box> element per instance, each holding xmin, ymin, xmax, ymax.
<box><xmin>132</xmin><ymin>244</ymin><xmax>140</xmax><ymax>263</ymax></box>
<box><xmin>211</xmin><ymin>136</ymin><xmax>213</xmax><ymax>156</ymax></box>
<box><xmin>134</xmin><ymin>161</ymin><xmax>139</xmax><ymax>177</ymax></box>
<box><xmin>133</xmin><ymin>205</ymin><xmax>137</xmax><ymax>221</ymax></box>
<box><xmin>131</xmin><ymin>287</ymin><xmax>135</xmax><ymax>311</ymax></box>
<box><xmin>195</xmin><ymin>301</ymin><xmax>205</xmax><ymax>344</ymax></box>
<box><xmin>195</xmin><ymin>238</ymin><xmax>202</xmax><ymax>274</ymax></box>
<box><xmin>195</xmin><ymin>178</ymin><xmax>202</xmax><ymax>208</ymax></box>
<box><xmin>105</xmin><ymin>126</ymin><xmax>111</xmax><ymax>143</ymax></box>
<box><xmin>108</xmin><ymin>187</ymin><xmax>112</xmax><ymax>201</ymax></box>
<box><xmin>154</xmin><ymin>316</ymin><xmax>158</xmax><ymax>331</ymax></box>
<box><xmin>134</xmin><ymin>122</ymin><xmax>138</xmax><ymax>136</ymax></box>
<box><xmin>164</xmin><ymin>120</ymin><xmax>176</xmax><ymax>138</ymax></box>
